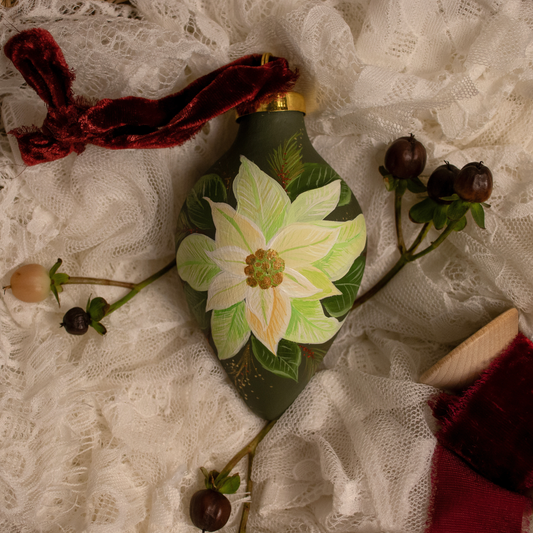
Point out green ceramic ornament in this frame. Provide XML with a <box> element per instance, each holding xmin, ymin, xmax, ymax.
<box><xmin>176</xmin><ymin>83</ymin><xmax>366</xmax><ymax>420</ymax></box>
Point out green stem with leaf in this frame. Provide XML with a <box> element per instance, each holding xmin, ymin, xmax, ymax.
<box><xmin>45</xmin><ymin>258</ymin><xmax>177</xmax><ymax>335</ymax></box>
<box><xmin>80</xmin><ymin>259</ymin><xmax>176</xmax><ymax>335</ymax></box>
<box><xmin>352</xmin><ymin>166</ymin><xmax>486</xmax><ymax>310</ymax></box>
<box><xmin>352</xmin><ymin>219</ymin><xmax>461</xmax><ymax>310</ymax></box>
<box><xmin>106</xmin><ymin>259</ymin><xmax>176</xmax><ymax>315</ymax></box>
<box><xmin>198</xmin><ymin>419</ymin><xmax>276</xmax><ymax>533</ymax></box>
<box><xmin>231</xmin><ymin>420</ymin><xmax>276</xmax><ymax>533</ymax></box>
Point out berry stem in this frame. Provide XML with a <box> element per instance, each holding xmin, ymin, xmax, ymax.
<box><xmin>217</xmin><ymin>419</ymin><xmax>276</xmax><ymax>481</ymax></box>
<box><xmin>213</xmin><ymin>419</ymin><xmax>276</xmax><ymax>533</ymax></box>
<box><xmin>63</xmin><ymin>277</ymin><xmax>135</xmax><ymax>289</ymax></box>
<box><xmin>105</xmin><ymin>259</ymin><xmax>177</xmax><ymax>316</ymax></box>
<box><xmin>351</xmin><ymin>219</ymin><xmax>434</xmax><ymax>310</ymax></box>
<box><xmin>351</xmin><ymin>254</ymin><xmax>409</xmax><ymax>310</ymax></box>
<box><xmin>395</xmin><ymin>186</ymin><xmax>407</xmax><ymax>254</ymax></box>
<box><xmin>407</xmin><ymin>221</ymin><xmax>432</xmax><ymax>254</ymax></box>
<box><xmin>409</xmin><ymin>219</ymin><xmax>459</xmax><ymax>261</ymax></box>
<box><xmin>238</xmin><ymin>453</ymin><xmax>254</xmax><ymax>533</ymax></box>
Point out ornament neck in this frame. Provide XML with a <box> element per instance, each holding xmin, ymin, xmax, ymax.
<box><xmin>235</xmin><ymin>92</ymin><xmax>306</xmax><ymax>119</ymax></box>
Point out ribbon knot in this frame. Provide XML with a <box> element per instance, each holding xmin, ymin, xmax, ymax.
<box><xmin>4</xmin><ymin>28</ymin><xmax>299</xmax><ymax>166</ymax></box>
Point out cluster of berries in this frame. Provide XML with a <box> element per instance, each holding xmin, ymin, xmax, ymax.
<box><xmin>381</xmin><ymin>135</ymin><xmax>492</xmax><ymax>231</ymax></box>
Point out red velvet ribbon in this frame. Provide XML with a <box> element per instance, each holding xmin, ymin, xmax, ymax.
<box><xmin>427</xmin><ymin>332</ymin><xmax>533</xmax><ymax>533</ymax></box>
<box><xmin>3</xmin><ymin>28</ymin><xmax>299</xmax><ymax>166</ymax></box>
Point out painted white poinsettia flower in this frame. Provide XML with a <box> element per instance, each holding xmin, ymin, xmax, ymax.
<box><xmin>177</xmin><ymin>156</ymin><xmax>366</xmax><ymax>360</ymax></box>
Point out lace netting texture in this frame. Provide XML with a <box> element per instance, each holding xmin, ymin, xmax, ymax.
<box><xmin>1</xmin><ymin>0</ymin><xmax>533</xmax><ymax>532</ymax></box>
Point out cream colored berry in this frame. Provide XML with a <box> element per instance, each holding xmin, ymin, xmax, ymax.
<box><xmin>9</xmin><ymin>264</ymin><xmax>50</xmax><ymax>303</ymax></box>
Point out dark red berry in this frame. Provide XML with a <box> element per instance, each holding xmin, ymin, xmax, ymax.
<box><xmin>427</xmin><ymin>162</ymin><xmax>460</xmax><ymax>204</ymax></box>
<box><xmin>453</xmin><ymin>162</ymin><xmax>493</xmax><ymax>203</ymax></box>
<box><xmin>189</xmin><ymin>489</ymin><xmax>231</xmax><ymax>532</ymax></box>
<box><xmin>61</xmin><ymin>307</ymin><xmax>91</xmax><ymax>335</ymax></box>
<box><xmin>384</xmin><ymin>134</ymin><xmax>427</xmax><ymax>179</ymax></box>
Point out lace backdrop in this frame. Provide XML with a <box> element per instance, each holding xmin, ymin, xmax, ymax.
<box><xmin>1</xmin><ymin>0</ymin><xmax>533</xmax><ymax>531</ymax></box>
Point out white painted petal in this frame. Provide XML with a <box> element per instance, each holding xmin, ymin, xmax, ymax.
<box><xmin>279</xmin><ymin>267</ymin><xmax>321</xmax><ymax>298</ymax></box>
<box><xmin>206</xmin><ymin>199</ymin><xmax>265</xmax><ymax>254</ymax></box>
<box><xmin>207</xmin><ymin>246</ymin><xmax>249</xmax><ymax>277</ymax></box>
<box><xmin>245</xmin><ymin>286</ymin><xmax>274</xmax><ymax>330</ymax></box>
<box><xmin>206</xmin><ymin>272</ymin><xmax>247</xmax><ymax>311</ymax></box>
<box><xmin>285</xmin><ymin>180</ymin><xmax>341</xmax><ymax>224</ymax></box>
<box><xmin>269</xmin><ymin>223</ymin><xmax>340</xmax><ymax>269</ymax></box>
<box><xmin>234</xmin><ymin>156</ymin><xmax>290</xmax><ymax>242</ymax></box>
<box><xmin>246</xmin><ymin>288</ymin><xmax>291</xmax><ymax>355</ymax></box>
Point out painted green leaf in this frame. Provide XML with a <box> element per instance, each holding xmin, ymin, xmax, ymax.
<box><xmin>406</xmin><ymin>175</ymin><xmax>427</xmax><ymax>194</ymax></box>
<box><xmin>268</xmin><ymin>131</ymin><xmax>304</xmax><ymax>187</ymax></box>
<box><xmin>286</xmin><ymin>163</ymin><xmax>347</xmax><ymax>204</ymax></box>
<box><xmin>409</xmin><ymin>198</ymin><xmax>436</xmax><ymax>223</ymax></box>
<box><xmin>322</xmin><ymin>255</ymin><xmax>366</xmax><ymax>318</ymax></box>
<box><xmin>470</xmin><ymin>202</ymin><xmax>485</xmax><ymax>229</ymax></box>
<box><xmin>175</xmin><ymin>210</ymin><xmax>192</xmax><ymax>248</ymax></box>
<box><xmin>212</xmin><ymin>301</ymin><xmax>251</xmax><ymax>360</ymax></box>
<box><xmin>285</xmin><ymin>180</ymin><xmax>341</xmax><ymax>225</ymax></box>
<box><xmin>183</xmin><ymin>283</ymin><xmax>210</xmax><ymax>330</ymax></box>
<box><xmin>297</xmin><ymin>266</ymin><xmax>342</xmax><ymax>301</ymax></box>
<box><xmin>251</xmin><ymin>336</ymin><xmax>301</xmax><ymax>382</ymax></box>
<box><xmin>234</xmin><ymin>156</ymin><xmax>290</xmax><ymax>242</ymax></box>
<box><xmin>303</xmin><ymin>345</ymin><xmax>328</xmax><ymax>377</ymax></box>
<box><xmin>433</xmin><ymin>203</ymin><xmax>448</xmax><ymax>230</ymax></box>
<box><xmin>176</xmin><ymin>234</ymin><xmax>220</xmax><ymax>292</ymax></box>
<box><xmin>186</xmin><ymin>174</ymin><xmax>227</xmax><ymax>230</ymax></box>
<box><xmin>313</xmin><ymin>214</ymin><xmax>366</xmax><ymax>281</ymax></box>
<box><xmin>284</xmin><ymin>299</ymin><xmax>342</xmax><ymax>345</ymax></box>
<box><xmin>338</xmin><ymin>181</ymin><xmax>352</xmax><ymax>206</ymax></box>
<box><xmin>447</xmin><ymin>199</ymin><xmax>471</xmax><ymax>221</ymax></box>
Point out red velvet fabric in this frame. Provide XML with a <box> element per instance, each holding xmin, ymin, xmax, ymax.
<box><xmin>432</xmin><ymin>332</ymin><xmax>533</xmax><ymax>493</ymax></box>
<box><xmin>427</xmin><ymin>332</ymin><xmax>533</xmax><ymax>532</ymax></box>
<box><xmin>427</xmin><ymin>446</ymin><xmax>531</xmax><ymax>533</ymax></box>
<box><xmin>4</xmin><ymin>28</ymin><xmax>299</xmax><ymax>166</ymax></box>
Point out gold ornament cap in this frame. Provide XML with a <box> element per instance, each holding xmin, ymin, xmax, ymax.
<box><xmin>235</xmin><ymin>53</ymin><xmax>306</xmax><ymax>119</ymax></box>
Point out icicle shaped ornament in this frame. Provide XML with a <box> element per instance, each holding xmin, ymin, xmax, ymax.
<box><xmin>176</xmin><ymin>55</ymin><xmax>367</xmax><ymax>420</ymax></box>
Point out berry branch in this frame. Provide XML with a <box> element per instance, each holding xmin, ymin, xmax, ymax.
<box><xmin>3</xmin><ymin>258</ymin><xmax>176</xmax><ymax>335</ymax></box>
<box><xmin>189</xmin><ymin>419</ymin><xmax>277</xmax><ymax>532</ymax></box>
<box><xmin>352</xmin><ymin>136</ymin><xmax>493</xmax><ymax>311</ymax></box>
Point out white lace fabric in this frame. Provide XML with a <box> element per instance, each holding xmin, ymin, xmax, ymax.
<box><xmin>1</xmin><ymin>1</ymin><xmax>533</xmax><ymax>531</ymax></box>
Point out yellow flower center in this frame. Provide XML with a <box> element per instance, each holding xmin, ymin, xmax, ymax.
<box><xmin>244</xmin><ymin>249</ymin><xmax>285</xmax><ymax>289</ymax></box>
